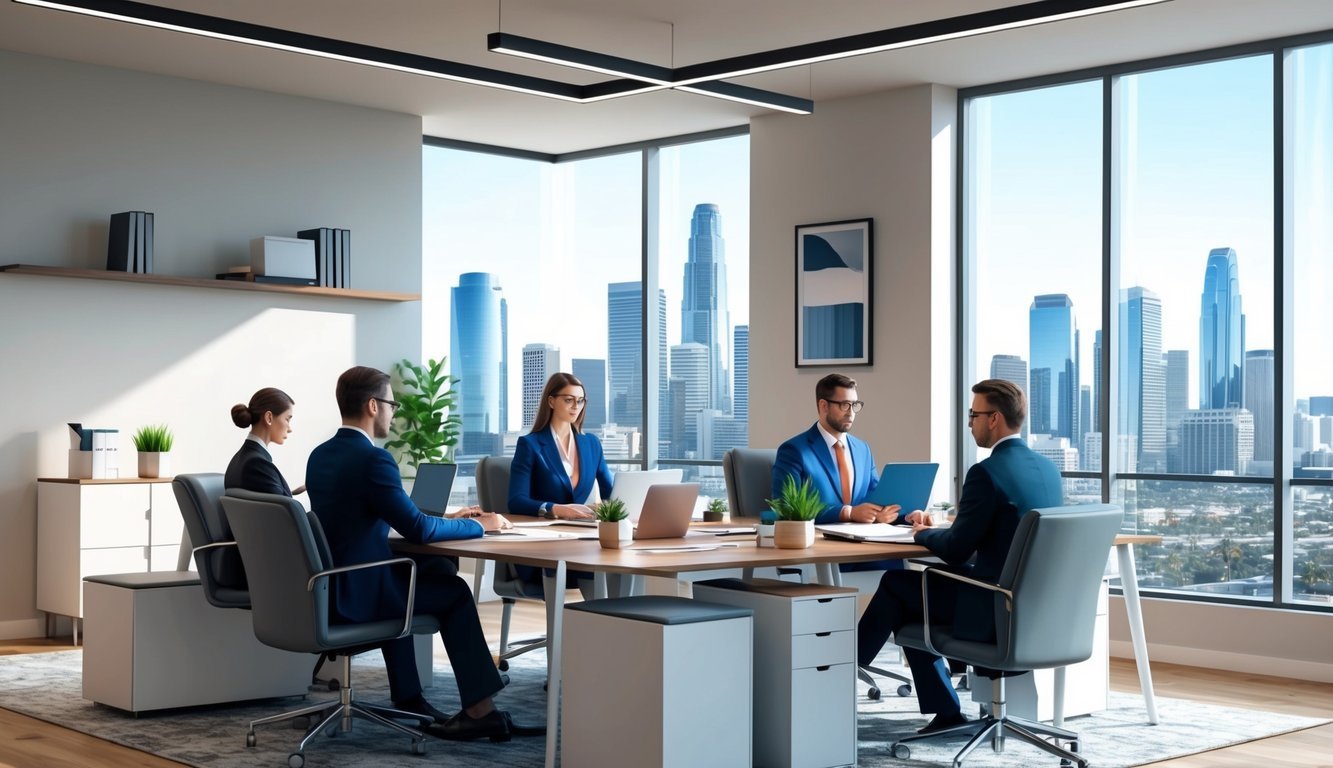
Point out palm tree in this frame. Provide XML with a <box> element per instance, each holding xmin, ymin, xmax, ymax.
<box><xmin>1212</xmin><ymin>537</ymin><xmax>1243</xmax><ymax>582</ymax></box>
<box><xmin>1299</xmin><ymin>560</ymin><xmax>1330</xmax><ymax>593</ymax></box>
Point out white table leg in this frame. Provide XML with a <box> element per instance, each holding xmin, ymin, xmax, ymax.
<box><xmin>470</xmin><ymin>558</ymin><xmax>491</xmax><ymax>603</ymax></box>
<box><xmin>593</xmin><ymin>572</ymin><xmax>608</xmax><ymax>600</ymax></box>
<box><xmin>1053</xmin><ymin>666</ymin><xmax>1066</xmax><ymax>727</ymax></box>
<box><xmin>1117</xmin><ymin>543</ymin><xmax>1159</xmax><ymax>725</ymax></box>
<box><xmin>545</xmin><ymin>560</ymin><xmax>567</xmax><ymax>768</ymax></box>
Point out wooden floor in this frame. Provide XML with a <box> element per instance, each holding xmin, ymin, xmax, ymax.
<box><xmin>2</xmin><ymin>601</ymin><xmax>1330</xmax><ymax>768</ymax></box>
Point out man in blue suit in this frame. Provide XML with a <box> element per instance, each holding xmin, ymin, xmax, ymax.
<box><xmin>307</xmin><ymin>366</ymin><xmax>513</xmax><ymax>742</ymax></box>
<box><xmin>772</xmin><ymin>373</ymin><xmax>898</xmax><ymax>526</ymax></box>
<box><xmin>856</xmin><ymin>379</ymin><xmax>1063</xmax><ymax>735</ymax></box>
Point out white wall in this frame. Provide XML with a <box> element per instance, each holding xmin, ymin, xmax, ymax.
<box><xmin>750</xmin><ymin>82</ymin><xmax>1333</xmax><ymax>683</ymax></box>
<box><xmin>0</xmin><ymin>50</ymin><xmax>423</xmax><ymax>638</ymax></box>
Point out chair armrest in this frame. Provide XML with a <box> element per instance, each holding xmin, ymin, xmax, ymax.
<box><xmin>308</xmin><ymin>557</ymin><xmax>419</xmax><ymax>640</ymax></box>
<box><xmin>918</xmin><ymin>566</ymin><xmax>1013</xmax><ymax>657</ymax></box>
<box><xmin>190</xmin><ymin>540</ymin><xmax>237</xmax><ymax>555</ymax></box>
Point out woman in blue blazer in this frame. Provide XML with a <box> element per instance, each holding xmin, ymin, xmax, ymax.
<box><xmin>508</xmin><ymin>372</ymin><xmax>613</xmax><ymax>520</ymax></box>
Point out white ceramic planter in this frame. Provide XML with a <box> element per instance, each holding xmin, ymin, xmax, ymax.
<box><xmin>756</xmin><ymin>522</ymin><xmax>776</xmax><ymax>548</ymax></box>
<box><xmin>137</xmin><ymin>451</ymin><xmax>171</xmax><ymax>479</ymax></box>
<box><xmin>773</xmin><ymin>519</ymin><xmax>815</xmax><ymax>549</ymax></box>
<box><xmin>598</xmin><ymin>519</ymin><xmax>632</xmax><ymax>549</ymax></box>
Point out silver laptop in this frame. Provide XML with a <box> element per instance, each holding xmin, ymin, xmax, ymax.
<box><xmin>612</xmin><ymin>469</ymin><xmax>685</xmax><ymax>522</ymax></box>
<box><xmin>633</xmin><ymin>483</ymin><xmax>702</xmax><ymax>540</ymax></box>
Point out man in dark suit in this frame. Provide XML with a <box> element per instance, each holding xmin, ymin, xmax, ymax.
<box><xmin>307</xmin><ymin>366</ymin><xmax>513</xmax><ymax>742</ymax></box>
<box><xmin>772</xmin><ymin>373</ymin><xmax>898</xmax><ymax>525</ymax></box>
<box><xmin>856</xmin><ymin>378</ymin><xmax>1063</xmax><ymax>734</ymax></box>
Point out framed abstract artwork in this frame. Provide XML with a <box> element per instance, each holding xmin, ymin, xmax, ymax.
<box><xmin>794</xmin><ymin>218</ymin><xmax>873</xmax><ymax>367</ymax></box>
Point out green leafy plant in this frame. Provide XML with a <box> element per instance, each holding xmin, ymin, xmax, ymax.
<box><xmin>385</xmin><ymin>357</ymin><xmax>461</xmax><ymax>477</ymax></box>
<box><xmin>131</xmin><ymin>424</ymin><xmax>174</xmax><ymax>453</ymax></box>
<box><xmin>766</xmin><ymin>475</ymin><xmax>823</xmax><ymax>522</ymax></box>
<box><xmin>594</xmin><ymin>498</ymin><xmax>629</xmax><ymax>522</ymax></box>
<box><xmin>704</xmin><ymin>497</ymin><xmax>727</xmax><ymax>522</ymax></box>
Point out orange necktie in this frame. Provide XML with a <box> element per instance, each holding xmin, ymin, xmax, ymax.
<box><xmin>834</xmin><ymin>441</ymin><xmax>852</xmax><ymax>505</ymax></box>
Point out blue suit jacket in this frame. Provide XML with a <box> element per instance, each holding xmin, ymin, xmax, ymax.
<box><xmin>508</xmin><ymin>428</ymin><xmax>613</xmax><ymax>517</ymax></box>
<box><xmin>306</xmin><ymin>428</ymin><xmax>483</xmax><ymax>623</ymax></box>
<box><xmin>915</xmin><ymin>437</ymin><xmax>1063</xmax><ymax>640</ymax></box>
<box><xmin>772</xmin><ymin>424</ymin><xmax>879</xmax><ymax>524</ymax></box>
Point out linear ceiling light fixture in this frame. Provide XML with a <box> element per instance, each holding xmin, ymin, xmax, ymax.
<box><xmin>491</xmin><ymin>0</ymin><xmax>1173</xmax><ymax>88</ymax></box>
<box><xmin>11</xmin><ymin>0</ymin><xmax>807</xmax><ymax>112</ymax></box>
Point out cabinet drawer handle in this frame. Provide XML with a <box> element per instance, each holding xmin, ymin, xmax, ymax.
<box><xmin>817</xmin><ymin>598</ymin><xmax>833</xmax><ymax>603</ymax></box>
<box><xmin>816</xmin><ymin>665</ymin><xmax>831</xmax><ymax>672</ymax></box>
<box><xmin>815</xmin><ymin>631</ymin><xmax>831</xmax><ymax>637</ymax></box>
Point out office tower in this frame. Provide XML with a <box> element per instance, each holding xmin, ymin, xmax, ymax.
<box><xmin>1029</xmin><ymin>294</ymin><xmax>1078</xmax><ymax>439</ymax></box>
<box><xmin>1030</xmin><ymin>435</ymin><xmax>1079</xmax><ymax>472</ymax></box>
<box><xmin>521</xmin><ymin>343</ymin><xmax>560</xmax><ymax>429</ymax></box>
<box><xmin>681</xmin><ymin>203</ymin><xmax>731</xmax><ymax>412</ymax></box>
<box><xmin>733</xmin><ymin>325</ymin><xmax>749</xmax><ymax>423</ymax></box>
<box><xmin>1310</xmin><ymin>396</ymin><xmax>1333</xmax><ymax>417</ymax></box>
<box><xmin>697</xmin><ymin>409</ymin><xmax>748</xmax><ymax>461</ymax></box>
<box><xmin>608</xmin><ymin>282</ymin><xmax>667</xmax><ymax>439</ymax></box>
<box><xmin>1181</xmin><ymin>408</ymin><xmax>1254</xmax><ymax>475</ymax></box>
<box><xmin>670</xmin><ymin>342</ymin><xmax>709</xmax><ymax>459</ymax></box>
<box><xmin>1244</xmin><ymin>350</ymin><xmax>1274</xmax><ymax>464</ymax></box>
<box><xmin>1119</xmin><ymin>287</ymin><xmax>1165</xmax><ymax>472</ymax></box>
<box><xmin>1092</xmin><ymin>330</ymin><xmax>1102</xmax><ymax>435</ymax></box>
<box><xmin>499</xmin><ymin>299</ymin><xmax>509</xmax><ymax>435</ymax></box>
<box><xmin>451</xmin><ymin>272</ymin><xmax>506</xmax><ymax>456</ymax></box>
<box><xmin>1164</xmin><ymin>350</ymin><xmax>1190</xmax><ymax>470</ymax></box>
<box><xmin>1079</xmin><ymin>385</ymin><xmax>1092</xmax><ymax>467</ymax></box>
<box><xmin>572</xmin><ymin>358</ymin><xmax>607</xmax><ymax>430</ymax></box>
<box><xmin>1294</xmin><ymin>411</ymin><xmax>1317</xmax><ymax>461</ymax></box>
<box><xmin>989</xmin><ymin>354</ymin><xmax>1029</xmax><ymax>439</ymax></box>
<box><xmin>666</xmin><ymin>376</ymin><xmax>686</xmax><ymax>459</ymax></box>
<box><xmin>1199</xmin><ymin>247</ymin><xmax>1246</xmax><ymax>409</ymax></box>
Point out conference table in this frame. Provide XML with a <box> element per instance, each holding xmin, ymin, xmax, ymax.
<box><xmin>393</xmin><ymin>529</ymin><xmax>1161</xmax><ymax>766</ymax></box>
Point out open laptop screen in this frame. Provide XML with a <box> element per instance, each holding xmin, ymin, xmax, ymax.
<box><xmin>409</xmin><ymin>463</ymin><xmax>458</xmax><ymax>517</ymax></box>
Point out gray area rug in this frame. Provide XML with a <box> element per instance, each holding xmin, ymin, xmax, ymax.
<box><xmin>0</xmin><ymin>647</ymin><xmax>1325</xmax><ymax>767</ymax></box>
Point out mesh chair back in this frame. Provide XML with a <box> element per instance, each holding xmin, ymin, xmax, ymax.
<box><xmin>173</xmin><ymin>473</ymin><xmax>250</xmax><ymax>607</ymax></box>
<box><xmin>995</xmin><ymin>504</ymin><xmax>1122</xmax><ymax>669</ymax></box>
<box><xmin>222</xmin><ymin>490</ymin><xmax>332</xmax><ymax>653</ymax></box>
<box><xmin>723</xmin><ymin>448</ymin><xmax>778</xmax><ymax>521</ymax></box>
<box><xmin>476</xmin><ymin>456</ymin><xmax>514</xmax><ymax>514</ymax></box>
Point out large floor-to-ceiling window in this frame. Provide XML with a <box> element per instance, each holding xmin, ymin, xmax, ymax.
<box><xmin>422</xmin><ymin>131</ymin><xmax>749</xmax><ymax>507</ymax></box>
<box><xmin>963</xmin><ymin>34</ymin><xmax>1333</xmax><ymax>610</ymax></box>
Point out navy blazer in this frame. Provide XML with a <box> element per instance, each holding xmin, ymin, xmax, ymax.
<box><xmin>508</xmin><ymin>428</ymin><xmax>613</xmax><ymax>517</ymax></box>
<box><xmin>772</xmin><ymin>424</ymin><xmax>879</xmax><ymax>524</ymax></box>
<box><xmin>224</xmin><ymin>440</ymin><xmax>291</xmax><ymax>496</ymax></box>
<box><xmin>915</xmin><ymin>437</ymin><xmax>1063</xmax><ymax>640</ymax></box>
<box><xmin>306</xmin><ymin>428</ymin><xmax>483</xmax><ymax>623</ymax></box>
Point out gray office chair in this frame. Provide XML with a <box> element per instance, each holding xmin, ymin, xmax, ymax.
<box><xmin>888</xmin><ymin>503</ymin><xmax>1122</xmax><ymax>768</ymax></box>
<box><xmin>475</xmin><ymin>456</ymin><xmax>548</xmax><ymax>670</ymax></box>
<box><xmin>724</xmin><ymin>448</ymin><xmax>912</xmax><ymax>699</ymax></box>
<box><xmin>221</xmin><ymin>489</ymin><xmax>441</xmax><ymax>768</ymax></box>
<box><xmin>173</xmin><ymin>473</ymin><xmax>249</xmax><ymax>608</ymax></box>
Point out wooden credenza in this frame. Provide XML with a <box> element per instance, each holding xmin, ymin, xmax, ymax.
<box><xmin>36</xmin><ymin>478</ymin><xmax>184</xmax><ymax>642</ymax></box>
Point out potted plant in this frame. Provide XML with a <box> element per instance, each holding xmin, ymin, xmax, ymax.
<box><xmin>756</xmin><ymin>511</ymin><xmax>777</xmax><ymax>548</ymax></box>
<box><xmin>703</xmin><ymin>497</ymin><xmax>727</xmax><ymax>523</ymax></box>
<box><xmin>767</xmin><ymin>475</ymin><xmax>823</xmax><ymax>549</ymax></box>
<box><xmin>385</xmin><ymin>357</ymin><xmax>462</xmax><ymax>480</ymax></box>
<box><xmin>594</xmin><ymin>498</ymin><xmax>632</xmax><ymax>549</ymax></box>
<box><xmin>931</xmin><ymin>500</ymin><xmax>954</xmax><ymax>525</ymax></box>
<box><xmin>132</xmin><ymin>424</ymin><xmax>174</xmax><ymax>479</ymax></box>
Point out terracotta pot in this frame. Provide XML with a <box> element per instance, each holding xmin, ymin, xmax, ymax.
<box><xmin>598</xmin><ymin>519</ymin><xmax>632</xmax><ymax>549</ymax></box>
<box><xmin>773</xmin><ymin>519</ymin><xmax>815</xmax><ymax>549</ymax></box>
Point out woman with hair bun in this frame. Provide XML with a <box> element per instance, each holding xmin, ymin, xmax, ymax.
<box><xmin>225</xmin><ymin>387</ymin><xmax>304</xmax><ymax>495</ymax></box>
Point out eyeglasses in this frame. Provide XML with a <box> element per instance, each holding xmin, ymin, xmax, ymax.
<box><xmin>823</xmin><ymin>399</ymin><xmax>864</xmax><ymax>413</ymax></box>
<box><xmin>554</xmin><ymin>395</ymin><xmax>587</xmax><ymax>407</ymax></box>
<box><xmin>373</xmin><ymin>397</ymin><xmax>401</xmax><ymax>414</ymax></box>
<box><xmin>967</xmin><ymin>409</ymin><xmax>997</xmax><ymax>422</ymax></box>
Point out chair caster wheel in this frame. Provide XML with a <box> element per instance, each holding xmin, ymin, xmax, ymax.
<box><xmin>412</xmin><ymin>738</ymin><xmax>426</xmax><ymax>755</ymax></box>
<box><xmin>867</xmin><ymin>686</ymin><xmax>881</xmax><ymax>701</ymax></box>
<box><xmin>245</xmin><ymin>732</ymin><xmax>256</xmax><ymax>748</ymax></box>
<box><xmin>287</xmin><ymin>753</ymin><xmax>304</xmax><ymax>768</ymax></box>
<box><xmin>498</xmin><ymin>659</ymin><xmax>510</xmax><ymax>671</ymax></box>
<box><xmin>896</xmin><ymin>684</ymin><xmax>912</xmax><ymax>697</ymax></box>
<box><xmin>892</xmin><ymin>743</ymin><xmax>911</xmax><ymax>759</ymax></box>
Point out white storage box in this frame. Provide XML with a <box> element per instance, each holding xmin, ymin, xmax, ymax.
<box><xmin>250</xmin><ymin>236</ymin><xmax>316</xmax><ymax>278</ymax></box>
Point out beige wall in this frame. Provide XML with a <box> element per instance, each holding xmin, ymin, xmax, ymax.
<box><xmin>0</xmin><ymin>50</ymin><xmax>423</xmax><ymax>638</ymax></box>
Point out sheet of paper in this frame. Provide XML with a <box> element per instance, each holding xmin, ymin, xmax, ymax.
<box><xmin>815</xmin><ymin>523</ymin><xmax>917</xmax><ymax>542</ymax></box>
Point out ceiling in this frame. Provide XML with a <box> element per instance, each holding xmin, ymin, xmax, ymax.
<box><xmin>2</xmin><ymin>0</ymin><xmax>1332</xmax><ymax>154</ymax></box>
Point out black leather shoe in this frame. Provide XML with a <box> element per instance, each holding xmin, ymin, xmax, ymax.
<box><xmin>499</xmin><ymin>710</ymin><xmax>547</xmax><ymax>737</ymax></box>
<box><xmin>392</xmin><ymin>695</ymin><xmax>451</xmax><ymax>725</ymax></box>
<box><xmin>428</xmin><ymin>709</ymin><xmax>512</xmax><ymax>742</ymax></box>
<box><xmin>918</xmin><ymin>711</ymin><xmax>970</xmax><ymax>735</ymax></box>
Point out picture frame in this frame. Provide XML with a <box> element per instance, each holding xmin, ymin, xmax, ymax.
<box><xmin>794</xmin><ymin>218</ymin><xmax>873</xmax><ymax>367</ymax></box>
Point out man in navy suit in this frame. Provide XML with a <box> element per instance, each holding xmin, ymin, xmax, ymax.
<box><xmin>307</xmin><ymin>366</ymin><xmax>513</xmax><ymax>742</ymax></box>
<box><xmin>856</xmin><ymin>379</ymin><xmax>1063</xmax><ymax>735</ymax></box>
<box><xmin>772</xmin><ymin>373</ymin><xmax>899</xmax><ymax>526</ymax></box>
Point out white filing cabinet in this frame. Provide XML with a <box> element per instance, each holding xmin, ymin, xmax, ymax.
<box><xmin>37</xmin><ymin>478</ymin><xmax>184</xmax><ymax>637</ymax></box>
<box><xmin>694</xmin><ymin>578</ymin><xmax>859</xmax><ymax>768</ymax></box>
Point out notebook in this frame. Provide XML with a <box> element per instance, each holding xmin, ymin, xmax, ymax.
<box><xmin>409</xmin><ymin>462</ymin><xmax>458</xmax><ymax>517</ymax></box>
<box><xmin>864</xmin><ymin>462</ymin><xmax>939</xmax><ymax>515</ymax></box>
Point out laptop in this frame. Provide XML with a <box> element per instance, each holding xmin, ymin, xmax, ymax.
<box><xmin>632</xmin><ymin>483</ymin><xmax>702</xmax><ymax>540</ymax></box>
<box><xmin>864</xmin><ymin>462</ymin><xmax>939</xmax><ymax>515</ymax></box>
<box><xmin>409</xmin><ymin>462</ymin><xmax>458</xmax><ymax>517</ymax></box>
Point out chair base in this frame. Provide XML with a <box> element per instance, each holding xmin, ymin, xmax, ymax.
<box><xmin>859</xmin><ymin>664</ymin><xmax>913</xmax><ymax>700</ymax></box>
<box><xmin>246</xmin><ymin>656</ymin><xmax>429</xmax><ymax>768</ymax></box>
<box><xmin>890</xmin><ymin>713</ymin><xmax>1086</xmax><ymax>768</ymax></box>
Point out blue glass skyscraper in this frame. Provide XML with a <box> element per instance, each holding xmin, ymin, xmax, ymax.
<box><xmin>1199</xmin><ymin>247</ymin><xmax>1246</xmax><ymax>409</ymax></box>
<box><xmin>1119</xmin><ymin>286</ymin><xmax>1165</xmax><ymax>471</ymax></box>
<box><xmin>681</xmin><ymin>204</ymin><xmax>730</xmax><ymax>411</ymax></box>
<box><xmin>1029</xmin><ymin>294</ymin><xmax>1078</xmax><ymax>439</ymax></box>
<box><xmin>607</xmin><ymin>281</ymin><xmax>666</xmax><ymax>439</ymax></box>
<box><xmin>451</xmin><ymin>272</ymin><xmax>506</xmax><ymax>456</ymax></box>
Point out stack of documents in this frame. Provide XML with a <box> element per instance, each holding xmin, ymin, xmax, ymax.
<box><xmin>816</xmin><ymin>523</ymin><xmax>917</xmax><ymax>543</ymax></box>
